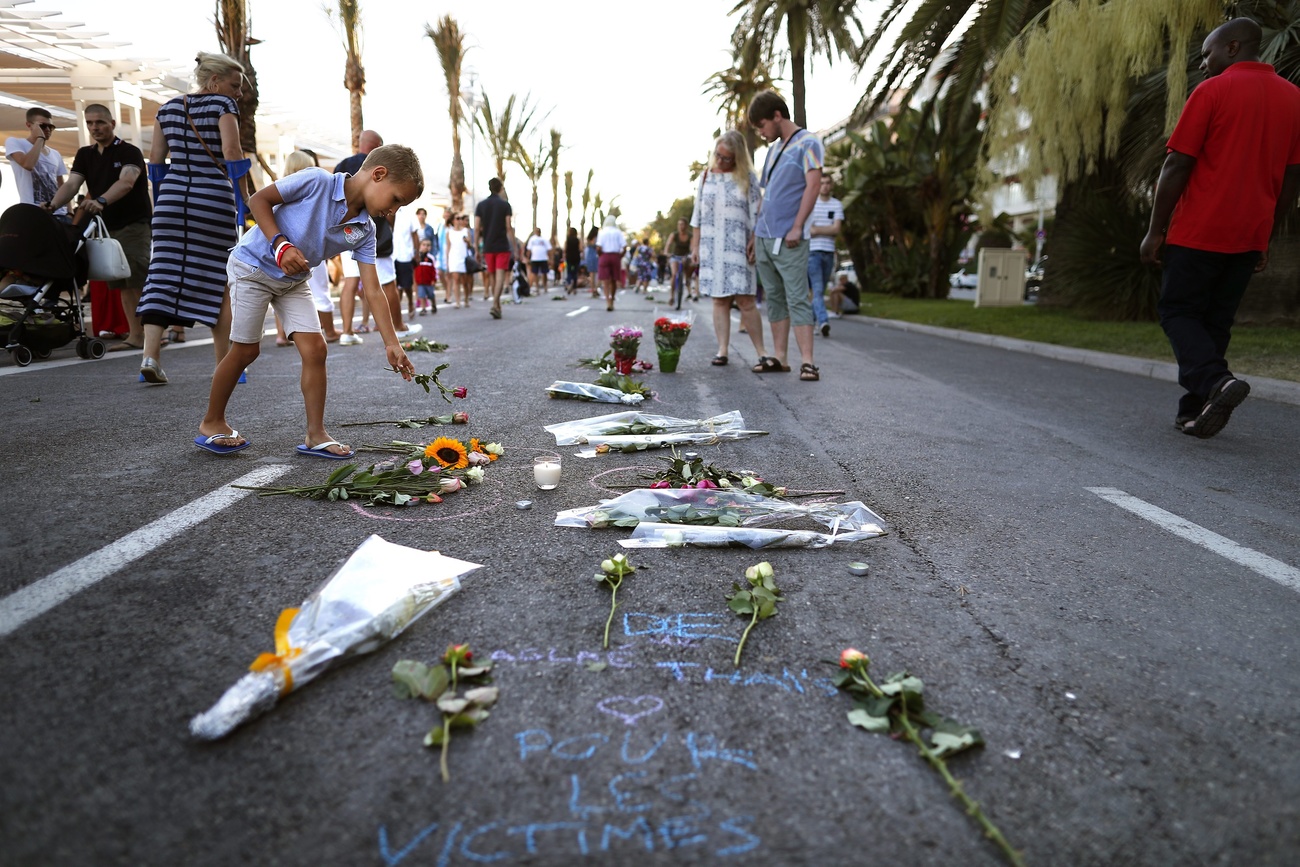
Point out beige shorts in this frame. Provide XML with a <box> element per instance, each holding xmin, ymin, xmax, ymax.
<box><xmin>226</xmin><ymin>254</ymin><xmax>321</xmax><ymax>344</ymax></box>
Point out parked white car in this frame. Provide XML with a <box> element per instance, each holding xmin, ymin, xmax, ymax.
<box><xmin>949</xmin><ymin>267</ymin><xmax>978</xmax><ymax>289</ymax></box>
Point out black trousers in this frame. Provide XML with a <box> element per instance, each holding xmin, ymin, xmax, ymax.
<box><xmin>1157</xmin><ymin>244</ymin><xmax>1260</xmax><ymax>417</ymax></box>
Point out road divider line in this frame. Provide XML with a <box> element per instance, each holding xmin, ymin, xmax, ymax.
<box><xmin>566</xmin><ymin>305</ymin><xmax>590</xmax><ymax>317</ymax></box>
<box><xmin>0</xmin><ymin>464</ymin><xmax>292</xmax><ymax>638</ymax></box>
<box><xmin>1087</xmin><ymin>487</ymin><xmax>1300</xmax><ymax>593</ymax></box>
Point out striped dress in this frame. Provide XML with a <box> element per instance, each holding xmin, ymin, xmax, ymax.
<box><xmin>137</xmin><ymin>93</ymin><xmax>239</xmax><ymax>327</ymax></box>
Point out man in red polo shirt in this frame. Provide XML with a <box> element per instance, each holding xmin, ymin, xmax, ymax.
<box><xmin>1140</xmin><ymin>17</ymin><xmax>1300</xmax><ymax>439</ymax></box>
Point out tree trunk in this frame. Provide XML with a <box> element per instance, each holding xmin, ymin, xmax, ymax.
<box><xmin>349</xmin><ymin>88</ymin><xmax>364</xmax><ymax>152</ymax></box>
<box><xmin>531</xmin><ymin>184</ymin><xmax>540</xmax><ymax>234</ymax></box>
<box><xmin>449</xmin><ymin>151</ymin><xmax>465</xmax><ymax>214</ymax></box>
<box><xmin>550</xmin><ymin>173</ymin><xmax>559</xmax><ymax>245</ymax></box>
<box><xmin>788</xmin><ymin>14</ymin><xmax>807</xmax><ymax>129</ymax></box>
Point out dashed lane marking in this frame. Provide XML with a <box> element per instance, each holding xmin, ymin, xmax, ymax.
<box><xmin>1087</xmin><ymin>487</ymin><xmax>1300</xmax><ymax>594</ymax></box>
<box><xmin>0</xmin><ymin>464</ymin><xmax>292</xmax><ymax>638</ymax></box>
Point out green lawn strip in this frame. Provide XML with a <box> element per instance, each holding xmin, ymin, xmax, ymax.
<box><xmin>856</xmin><ymin>293</ymin><xmax>1300</xmax><ymax>383</ymax></box>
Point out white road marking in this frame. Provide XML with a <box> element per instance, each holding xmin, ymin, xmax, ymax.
<box><xmin>0</xmin><ymin>464</ymin><xmax>292</xmax><ymax>638</ymax></box>
<box><xmin>0</xmin><ymin>328</ymin><xmax>275</xmax><ymax>377</ymax></box>
<box><xmin>566</xmin><ymin>306</ymin><xmax>590</xmax><ymax>317</ymax></box>
<box><xmin>1087</xmin><ymin>487</ymin><xmax>1300</xmax><ymax>593</ymax></box>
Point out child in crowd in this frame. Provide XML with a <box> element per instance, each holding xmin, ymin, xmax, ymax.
<box><xmin>415</xmin><ymin>238</ymin><xmax>438</xmax><ymax>315</ymax></box>
<box><xmin>195</xmin><ymin>144</ymin><xmax>422</xmax><ymax>457</ymax></box>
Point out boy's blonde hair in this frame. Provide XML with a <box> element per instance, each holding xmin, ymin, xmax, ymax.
<box><xmin>360</xmin><ymin>144</ymin><xmax>424</xmax><ymax>194</ymax></box>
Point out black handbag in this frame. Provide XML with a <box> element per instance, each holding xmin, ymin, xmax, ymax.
<box><xmin>464</xmin><ymin>254</ymin><xmax>485</xmax><ymax>274</ymax></box>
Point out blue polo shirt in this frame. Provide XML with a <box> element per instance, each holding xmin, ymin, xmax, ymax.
<box><xmin>755</xmin><ymin>129</ymin><xmax>825</xmax><ymax>239</ymax></box>
<box><xmin>233</xmin><ymin>168</ymin><xmax>376</xmax><ymax>278</ymax></box>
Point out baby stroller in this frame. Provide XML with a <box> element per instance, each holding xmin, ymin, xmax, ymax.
<box><xmin>0</xmin><ymin>203</ymin><xmax>102</xmax><ymax>366</ymax></box>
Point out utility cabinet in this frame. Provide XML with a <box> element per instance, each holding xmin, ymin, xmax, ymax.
<box><xmin>975</xmin><ymin>248</ymin><xmax>1027</xmax><ymax>307</ymax></box>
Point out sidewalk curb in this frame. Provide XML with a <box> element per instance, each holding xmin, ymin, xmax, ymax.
<box><xmin>860</xmin><ymin>316</ymin><xmax>1300</xmax><ymax>408</ymax></box>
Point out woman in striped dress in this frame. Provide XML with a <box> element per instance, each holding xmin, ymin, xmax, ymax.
<box><xmin>136</xmin><ymin>52</ymin><xmax>246</xmax><ymax>384</ymax></box>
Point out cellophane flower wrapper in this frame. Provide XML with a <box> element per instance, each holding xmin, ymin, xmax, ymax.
<box><xmin>554</xmin><ymin>488</ymin><xmax>887</xmax><ymax>534</ymax></box>
<box><xmin>619</xmin><ymin>524</ymin><xmax>885</xmax><ymax>549</ymax></box>
<box><xmin>572</xmin><ymin>429</ymin><xmax>771</xmax><ymax>458</ymax></box>
<box><xmin>544</xmin><ymin>410</ymin><xmax>746</xmax><ymax>445</ymax></box>
<box><xmin>546</xmin><ymin>381</ymin><xmax>646</xmax><ymax>405</ymax></box>
<box><xmin>189</xmin><ymin>534</ymin><xmax>481</xmax><ymax>741</ymax></box>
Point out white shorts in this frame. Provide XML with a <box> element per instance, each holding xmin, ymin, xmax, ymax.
<box><xmin>341</xmin><ymin>251</ymin><xmax>360</xmax><ymax>279</ymax></box>
<box><xmin>307</xmin><ymin>263</ymin><xmax>333</xmax><ymax>313</ymax></box>
<box><xmin>375</xmin><ymin>255</ymin><xmax>396</xmax><ymax>285</ymax></box>
<box><xmin>226</xmin><ymin>255</ymin><xmax>321</xmax><ymax>344</ymax></box>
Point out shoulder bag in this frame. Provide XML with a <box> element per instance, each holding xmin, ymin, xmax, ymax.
<box><xmin>83</xmin><ymin>216</ymin><xmax>132</xmax><ymax>281</ymax></box>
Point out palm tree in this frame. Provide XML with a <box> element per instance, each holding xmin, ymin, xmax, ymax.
<box><xmin>703</xmin><ymin>48</ymin><xmax>779</xmax><ymax>155</ymax></box>
<box><xmin>579</xmin><ymin>169</ymin><xmax>593</xmax><ymax>238</ymax></box>
<box><xmin>474</xmin><ymin>91</ymin><xmax>543</xmax><ymax>197</ymax></box>
<box><xmin>425</xmin><ymin>15</ymin><xmax>468</xmax><ymax>212</ymax></box>
<box><xmin>511</xmin><ymin>136</ymin><xmax>553</xmax><ymax>234</ymax></box>
<box><xmin>729</xmin><ymin>0</ymin><xmax>866</xmax><ymax>128</ymax></box>
<box><xmin>547</xmin><ymin>128</ymin><xmax>562</xmax><ymax>245</ymax></box>
<box><xmin>563</xmin><ymin>170</ymin><xmax>574</xmax><ymax>233</ymax></box>
<box><xmin>214</xmin><ymin>0</ymin><xmax>260</xmax><ymax>160</ymax></box>
<box><xmin>853</xmin><ymin>0</ymin><xmax>1054</xmax><ymax>127</ymax></box>
<box><xmin>327</xmin><ymin>0</ymin><xmax>366</xmax><ymax>150</ymax></box>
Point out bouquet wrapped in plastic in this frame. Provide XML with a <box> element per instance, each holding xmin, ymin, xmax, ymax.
<box><xmin>619</xmin><ymin>523</ymin><xmax>884</xmax><ymax>549</ymax></box>
<box><xmin>609</xmin><ymin>325</ymin><xmax>642</xmax><ymax>374</ymax></box>
<box><xmin>544</xmin><ymin>409</ymin><xmax>767</xmax><ymax>456</ymax></box>
<box><xmin>546</xmin><ymin>380</ymin><xmax>646</xmax><ymax>405</ymax></box>
<box><xmin>653</xmin><ymin>311</ymin><xmax>694</xmax><ymax>350</ymax></box>
<box><xmin>189</xmin><ymin>535</ymin><xmax>481</xmax><ymax>740</ymax></box>
<box><xmin>555</xmin><ymin>487</ymin><xmax>887</xmax><ymax>538</ymax></box>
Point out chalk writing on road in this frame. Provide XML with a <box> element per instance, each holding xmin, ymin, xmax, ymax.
<box><xmin>378</xmin><ymin>726</ymin><xmax>763</xmax><ymax>865</ymax></box>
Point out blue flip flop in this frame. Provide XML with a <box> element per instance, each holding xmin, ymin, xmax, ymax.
<box><xmin>195</xmin><ymin>430</ymin><xmax>250</xmax><ymax>455</ymax></box>
<box><xmin>296</xmin><ymin>440</ymin><xmax>354</xmax><ymax>460</ymax></box>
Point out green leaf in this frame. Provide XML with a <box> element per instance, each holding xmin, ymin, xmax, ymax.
<box><xmin>326</xmin><ymin>464</ymin><xmax>356</xmax><ymax>485</ymax></box>
<box><xmin>458</xmin><ymin>664</ymin><xmax>492</xmax><ymax>677</ymax></box>
<box><xmin>424</xmin><ymin>726</ymin><xmax>446</xmax><ymax>746</ymax></box>
<box><xmin>728</xmin><ymin>594</ymin><xmax>754</xmax><ymax>615</ymax></box>
<box><xmin>847</xmin><ymin>708</ymin><xmax>891</xmax><ymax>733</ymax></box>
<box><xmin>756</xmin><ymin>599</ymin><xmax>777</xmax><ymax>619</ymax></box>
<box><xmin>392</xmin><ymin>660</ymin><xmax>435</xmax><ymax>700</ymax></box>
<box><xmin>930</xmin><ymin>730</ymin><xmax>982</xmax><ymax>757</ymax></box>
<box><xmin>585</xmin><ymin>661</ymin><xmax>607</xmax><ymax>672</ymax></box>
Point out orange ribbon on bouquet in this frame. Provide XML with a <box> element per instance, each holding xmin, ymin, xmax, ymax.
<box><xmin>249</xmin><ymin>607</ymin><xmax>302</xmax><ymax>694</ymax></box>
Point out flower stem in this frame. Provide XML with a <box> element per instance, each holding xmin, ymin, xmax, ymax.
<box><xmin>439</xmin><ymin>716</ymin><xmax>452</xmax><ymax>783</ymax></box>
<box><xmin>733</xmin><ymin>610</ymin><xmax>758</xmax><ymax>668</ymax></box>
<box><xmin>603</xmin><ymin>578</ymin><xmax>620</xmax><ymax>649</ymax></box>
<box><xmin>858</xmin><ymin>669</ymin><xmax>1023</xmax><ymax>867</ymax></box>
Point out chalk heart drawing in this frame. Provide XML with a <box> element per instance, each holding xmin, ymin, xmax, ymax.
<box><xmin>597</xmin><ymin>695</ymin><xmax>665</xmax><ymax>726</ymax></box>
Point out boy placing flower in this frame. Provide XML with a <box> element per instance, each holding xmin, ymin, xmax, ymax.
<box><xmin>196</xmin><ymin>145</ymin><xmax>423</xmax><ymax>456</ymax></box>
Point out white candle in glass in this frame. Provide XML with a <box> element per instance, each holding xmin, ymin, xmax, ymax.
<box><xmin>533</xmin><ymin>457</ymin><xmax>561</xmax><ymax>490</ymax></box>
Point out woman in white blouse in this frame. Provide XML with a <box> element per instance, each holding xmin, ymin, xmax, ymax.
<box><xmin>691</xmin><ymin>129</ymin><xmax>769</xmax><ymax>367</ymax></box>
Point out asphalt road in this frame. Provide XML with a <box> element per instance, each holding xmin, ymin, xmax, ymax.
<box><xmin>2</xmin><ymin>287</ymin><xmax>1298</xmax><ymax>866</ymax></box>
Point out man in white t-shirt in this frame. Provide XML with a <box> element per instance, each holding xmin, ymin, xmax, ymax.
<box><xmin>6</xmin><ymin>106</ymin><xmax>67</xmax><ymax>217</ymax></box>
<box><xmin>807</xmin><ymin>176</ymin><xmax>842</xmax><ymax>337</ymax></box>
<box><xmin>392</xmin><ymin>204</ymin><xmax>421</xmax><ymax>320</ymax></box>
<box><xmin>525</xmin><ymin>227</ymin><xmax>552</xmax><ymax>292</ymax></box>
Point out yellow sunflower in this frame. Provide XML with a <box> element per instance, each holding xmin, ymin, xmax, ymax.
<box><xmin>469</xmin><ymin>437</ymin><xmax>498</xmax><ymax>461</ymax></box>
<box><xmin>424</xmin><ymin>437</ymin><xmax>469</xmax><ymax>469</ymax></box>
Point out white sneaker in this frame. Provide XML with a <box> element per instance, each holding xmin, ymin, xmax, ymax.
<box><xmin>339</xmin><ymin>333</ymin><xmax>363</xmax><ymax>346</ymax></box>
<box><xmin>395</xmin><ymin>323</ymin><xmax>423</xmax><ymax>339</ymax></box>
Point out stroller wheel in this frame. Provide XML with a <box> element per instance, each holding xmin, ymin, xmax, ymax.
<box><xmin>76</xmin><ymin>338</ymin><xmax>90</xmax><ymax>359</ymax></box>
<box><xmin>35</xmin><ymin>346</ymin><xmax>52</xmax><ymax>359</ymax></box>
<box><xmin>11</xmin><ymin>345</ymin><xmax>32</xmax><ymax>367</ymax></box>
<box><xmin>87</xmin><ymin>338</ymin><xmax>106</xmax><ymax>359</ymax></box>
